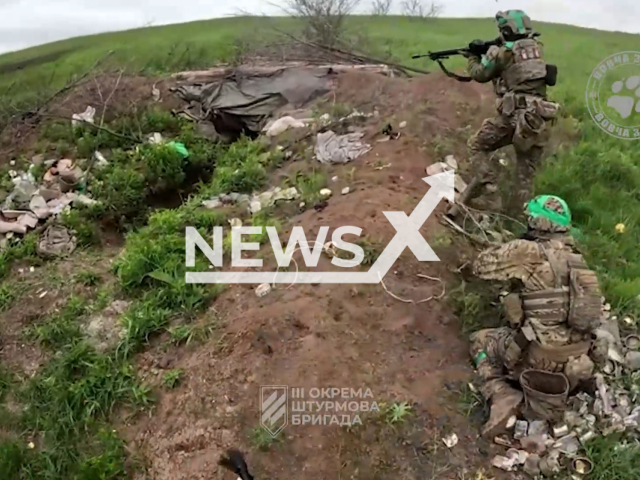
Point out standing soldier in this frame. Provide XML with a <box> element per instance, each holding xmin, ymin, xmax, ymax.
<box><xmin>447</xmin><ymin>10</ymin><xmax>559</xmax><ymax>219</ymax></box>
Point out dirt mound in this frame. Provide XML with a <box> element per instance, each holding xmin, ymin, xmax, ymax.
<box><xmin>116</xmin><ymin>71</ymin><xmax>504</xmax><ymax>480</ymax></box>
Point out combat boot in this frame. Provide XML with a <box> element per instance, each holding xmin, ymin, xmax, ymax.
<box><xmin>480</xmin><ymin>378</ymin><xmax>524</xmax><ymax>438</ymax></box>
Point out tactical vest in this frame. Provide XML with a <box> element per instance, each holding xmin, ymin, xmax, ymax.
<box><xmin>502</xmin><ymin>38</ymin><xmax>548</xmax><ymax>91</ymax></box>
<box><xmin>520</xmin><ymin>244</ymin><xmax>602</xmax><ymax>334</ymax></box>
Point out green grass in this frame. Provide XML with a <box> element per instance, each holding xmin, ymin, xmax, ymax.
<box><xmin>584</xmin><ymin>435</ymin><xmax>640</xmax><ymax>480</ymax></box>
<box><xmin>0</xmin><ymin>293</ymin><xmax>151</xmax><ymax>480</ymax></box>
<box><xmin>162</xmin><ymin>369</ymin><xmax>184</xmax><ymax>389</ymax></box>
<box><xmin>250</xmin><ymin>427</ymin><xmax>281</xmax><ymax>451</ymax></box>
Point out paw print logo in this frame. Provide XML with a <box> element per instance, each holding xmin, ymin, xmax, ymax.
<box><xmin>587</xmin><ymin>51</ymin><xmax>640</xmax><ymax>140</ymax></box>
<box><xmin>607</xmin><ymin>75</ymin><xmax>640</xmax><ymax>119</ymax></box>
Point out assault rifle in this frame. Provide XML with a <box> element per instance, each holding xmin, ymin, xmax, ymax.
<box><xmin>412</xmin><ymin>32</ymin><xmax>541</xmax><ymax>82</ymax></box>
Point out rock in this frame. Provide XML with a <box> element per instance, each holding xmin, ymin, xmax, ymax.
<box><xmin>255</xmin><ymin>283</ymin><xmax>271</xmax><ymax>297</ymax></box>
<box><xmin>228</xmin><ymin>218</ymin><xmax>242</xmax><ymax>228</ymax></box>
<box><xmin>506</xmin><ymin>415</ymin><xmax>517</xmax><ymax>429</ymax></box>
<box><xmin>332</xmin><ymin>176</ymin><xmax>339</xmax><ymax>182</ymax></box>
<box><xmin>31</xmin><ymin>154</ymin><xmax>45</xmax><ymax>165</ymax></box>
<box><xmin>399</xmin><ymin>121</ymin><xmax>407</xmax><ymax>128</ymax></box>
<box><xmin>320</xmin><ymin>188</ymin><xmax>332</xmax><ymax>197</ymax></box>
<box><xmin>341</xmin><ymin>187</ymin><xmax>350</xmax><ymax>195</ymax></box>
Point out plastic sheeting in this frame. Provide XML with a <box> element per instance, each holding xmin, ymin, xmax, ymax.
<box><xmin>172</xmin><ymin>66</ymin><xmax>334</xmax><ymax>138</ymax></box>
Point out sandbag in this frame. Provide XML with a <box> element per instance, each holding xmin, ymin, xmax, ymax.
<box><xmin>520</xmin><ymin>369</ymin><xmax>569</xmax><ymax>421</ymax></box>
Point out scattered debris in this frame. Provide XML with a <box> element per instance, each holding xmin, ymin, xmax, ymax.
<box><xmin>203</xmin><ymin>187</ymin><xmax>300</xmax><ymax>215</ymax></box>
<box><xmin>248</xmin><ymin>186</ymin><xmax>300</xmax><ymax>215</ymax></box>
<box><xmin>255</xmin><ymin>284</ymin><xmax>271</xmax><ymax>297</ymax></box>
<box><xmin>442</xmin><ymin>433</ymin><xmax>458</xmax><ymax>448</ymax></box>
<box><xmin>341</xmin><ymin>187</ymin><xmax>350</xmax><ymax>195</ymax></box>
<box><xmin>148</xmin><ymin>132</ymin><xmax>164</xmax><ymax>144</ymax></box>
<box><xmin>71</xmin><ymin>106</ymin><xmax>96</xmax><ymax>128</ymax></box>
<box><xmin>514</xmin><ymin>420</ymin><xmax>528</xmax><ymax>439</ymax></box>
<box><xmin>37</xmin><ymin>224</ymin><xmax>77</xmax><ymax>258</ymax></box>
<box><xmin>380</xmin><ymin>124</ymin><xmax>400</xmax><ymax>140</ymax></box>
<box><xmin>319</xmin><ymin>188</ymin><xmax>332</xmax><ymax>198</ymax></box>
<box><xmin>331</xmin><ymin>176</ymin><xmax>339</xmax><ymax>182</ymax></box>
<box><xmin>425</xmin><ymin>156</ymin><xmax>467</xmax><ymax>203</ymax></box>
<box><xmin>152</xmin><ymin>83</ymin><xmax>161</xmax><ymax>102</ymax></box>
<box><xmin>264</xmin><ymin>116</ymin><xmax>307</xmax><ymax>137</ymax></box>
<box><xmin>94</xmin><ymin>151</ymin><xmax>109</xmax><ymax>169</ymax></box>
<box><xmin>571</xmin><ymin>457</ymin><xmax>593</xmax><ymax>475</ymax></box>
<box><xmin>229</xmin><ymin>218</ymin><xmax>242</xmax><ymax>228</ymax></box>
<box><xmin>398</xmin><ymin>121</ymin><xmax>407</xmax><ymax>129</ymax></box>
<box><xmin>315</xmin><ymin>131</ymin><xmax>371</xmax><ymax>164</ymax></box>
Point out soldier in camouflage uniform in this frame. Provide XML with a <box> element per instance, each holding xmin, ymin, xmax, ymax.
<box><xmin>448</xmin><ymin>10</ymin><xmax>560</xmax><ymax>218</ymax></box>
<box><xmin>468</xmin><ymin>196</ymin><xmax>605</xmax><ymax>437</ymax></box>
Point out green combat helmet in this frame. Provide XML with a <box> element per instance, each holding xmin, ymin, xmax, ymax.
<box><xmin>525</xmin><ymin>195</ymin><xmax>571</xmax><ymax>233</ymax></box>
<box><xmin>495</xmin><ymin>10</ymin><xmax>534</xmax><ymax>41</ymax></box>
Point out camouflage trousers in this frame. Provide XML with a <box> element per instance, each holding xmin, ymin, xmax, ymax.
<box><xmin>467</xmin><ymin>107</ymin><xmax>550</xmax><ymax>214</ymax></box>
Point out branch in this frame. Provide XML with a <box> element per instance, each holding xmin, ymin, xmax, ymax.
<box><xmin>275</xmin><ymin>29</ymin><xmax>430</xmax><ymax>76</ymax></box>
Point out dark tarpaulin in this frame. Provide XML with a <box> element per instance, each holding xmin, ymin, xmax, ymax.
<box><xmin>172</xmin><ymin>66</ymin><xmax>335</xmax><ymax>139</ymax></box>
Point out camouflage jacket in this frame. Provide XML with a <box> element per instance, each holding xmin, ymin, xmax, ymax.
<box><xmin>473</xmin><ymin>235</ymin><xmax>586</xmax><ymax>347</ymax></box>
<box><xmin>467</xmin><ymin>40</ymin><xmax>547</xmax><ymax>98</ymax></box>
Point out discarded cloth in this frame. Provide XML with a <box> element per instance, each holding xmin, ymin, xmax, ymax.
<box><xmin>248</xmin><ymin>186</ymin><xmax>300</xmax><ymax>214</ymax></box>
<box><xmin>72</xmin><ymin>106</ymin><xmax>96</xmax><ymax>128</ymax></box>
<box><xmin>263</xmin><ymin>116</ymin><xmax>307</xmax><ymax>137</ymax></box>
<box><xmin>37</xmin><ymin>224</ymin><xmax>77</xmax><ymax>258</ymax></box>
<box><xmin>315</xmin><ymin>131</ymin><xmax>371</xmax><ymax>165</ymax></box>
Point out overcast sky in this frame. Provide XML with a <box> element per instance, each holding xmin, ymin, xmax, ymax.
<box><xmin>1</xmin><ymin>0</ymin><xmax>639</xmax><ymax>54</ymax></box>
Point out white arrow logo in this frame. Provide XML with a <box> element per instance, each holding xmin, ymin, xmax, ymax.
<box><xmin>186</xmin><ymin>170</ymin><xmax>455</xmax><ymax>284</ymax></box>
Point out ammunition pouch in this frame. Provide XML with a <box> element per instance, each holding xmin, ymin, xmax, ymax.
<box><xmin>524</xmin><ymin>340</ymin><xmax>592</xmax><ymax>373</ymax></box>
<box><xmin>567</xmin><ymin>257</ymin><xmax>602</xmax><ymax>334</ymax></box>
<box><xmin>504</xmin><ymin>292</ymin><xmax>524</xmax><ymax>327</ymax></box>
<box><xmin>521</xmin><ymin>287</ymin><xmax>570</xmax><ymax>327</ymax></box>
<box><xmin>534</xmin><ymin>98</ymin><xmax>560</xmax><ymax>120</ymax></box>
<box><xmin>545</xmin><ymin>64</ymin><xmax>558</xmax><ymax>86</ymax></box>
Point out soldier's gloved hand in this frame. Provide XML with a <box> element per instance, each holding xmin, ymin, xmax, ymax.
<box><xmin>467</xmin><ymin>39</ymin><xmax>487</xmax><ymax>57</ymax></box>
